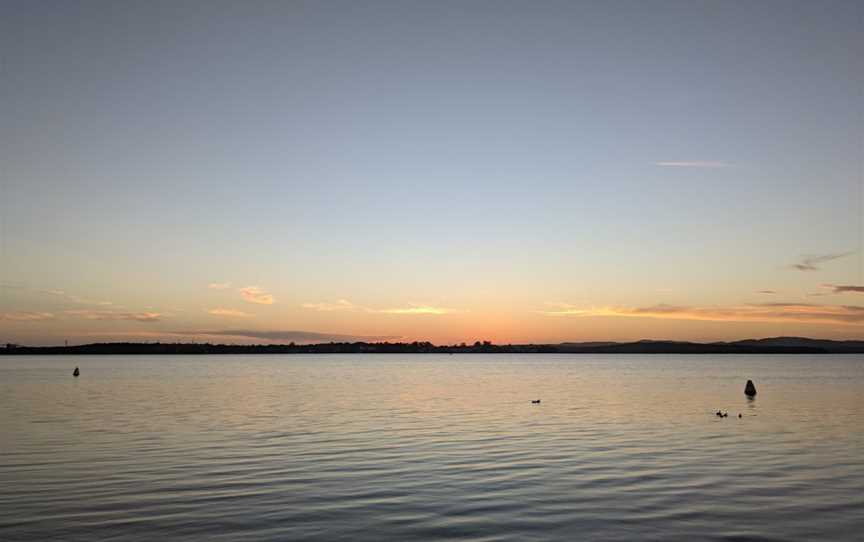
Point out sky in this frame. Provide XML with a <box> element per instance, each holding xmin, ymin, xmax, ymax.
<box><xmin>1</xmin><ymin>0</ymin><xmax>863</xmax><ymax>346</ymax></box>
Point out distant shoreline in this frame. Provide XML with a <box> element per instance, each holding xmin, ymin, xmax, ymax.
<box><xmin>3</xmin><ymin>337</ymin><xmax>864</xmax><ymax>355</ymax></box>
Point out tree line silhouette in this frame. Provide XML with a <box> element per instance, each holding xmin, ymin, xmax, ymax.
<box><xmin>3</xmin><ymin>337</ymin><xmax>861</xmax><ymax>355</ymax></box>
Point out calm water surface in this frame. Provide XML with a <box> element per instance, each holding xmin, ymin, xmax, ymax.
<box><xmin>1</xmin><ymin>354</ymin><xmax>862</xmax><ymax>541</ymax></box>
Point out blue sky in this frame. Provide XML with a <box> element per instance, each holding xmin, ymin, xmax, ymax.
<box><xmin>1</xmin><ymin>1</ymin><xmax>863</xmax><ymax>345</ymax></box>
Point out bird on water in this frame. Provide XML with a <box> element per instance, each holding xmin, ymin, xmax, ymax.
<box><xmin>531</xmin><ymin>399</ymin><xmax>541</xmax><ymax>404</ymax></box>
<box><xmin>73</xmin><ymin>367</ymin><xmax>79</xmax><ymax>377</ymax></box>
<box><xmin>744</xmin><ymin>379</ymin><xmax>757</xmax><ymax>397</ymax></box>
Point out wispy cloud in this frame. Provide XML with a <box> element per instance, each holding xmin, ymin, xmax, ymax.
<box><xmin>208</xmin><ymin>282</ymin><xmax>232</xmax><ymax>290</ymax></box>
<box><xmin>756</xmin><ymin>290</ymin><xmax>778</xmax><ymax>295</ymax></box>
<box><xmin>239</xmin><ymin>286</ymin><xmax>275</xmax><ymax>305</ymax></box>
<box><xmin>654</xmin><ymin>161</ymin><xmax>730</xmax><ymax>168</ymax></box>
<box><xmin>0</xmin><ymin>282</ymin><xmax>25</xmax><ymax>290</ymax></box>
<box><xmin>207</xmin><ymin>308</ymin><xmax>253</xmax><ymax>318</ymax></box>
<box><xmin>302</xmin><ymin>299</ymin><xmax>462</xmax><ymax>315</ymax></box>
<box><xmin>378</xmin><ymin>305</ymin><xmax>461</xmax><ymax>315</ymax></box>
<box><xmin>791</xmin><ymin>252</ymin><xmax>851</xmax><ymax>272</ymax></box>
<box><xmin>170</xmin><ymin>329</ymin><xmax>401</xmax><ymax>343</ymax></box>
<box><xmin>33</xmin><ymin>288</ymin><xmax>113</xmax><ymax>307</ymax></box>
<box><xmin>538</xmin><ymin>302</ymin><xmax>864</xmax><ymax>325</ymax></box>
<box><xmin>65</xmin><ymin>310</ymin><xmax>162</xmax><ymax>322</ymax></box>
<box><xmin>822</xmin><ymin>284</ymin><xmax>864</xmax><ymax>294</ymax></box>
<box><xmin>537</xmin><ymin>302</ymin><xmax>594</xmax><ymax>315</ymax></box>
<box><xmin>0</xmin><ymin>311</ymin><xmax>56</xmax><ymax>322</ymax></box>
<box><xmin>1</xmin><ymin>283</ymin><xmax>113</xmax><ymax>306</ymax></box>
<box><xmin>302</xmin><ymin>299</ymin><xmax>358</xmax><ymax>312</ymax></box>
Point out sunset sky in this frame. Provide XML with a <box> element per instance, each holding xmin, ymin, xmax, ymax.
<box><xmin>2</xmin><ymin>1</ymin><xmax>863</xmax><ymax>346</ymax></box>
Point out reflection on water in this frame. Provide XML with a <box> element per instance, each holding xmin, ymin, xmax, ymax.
<box><xmin>1</xmin><ymin>354</ymin><xmax>863</xmax><ymax>541</ymax></box>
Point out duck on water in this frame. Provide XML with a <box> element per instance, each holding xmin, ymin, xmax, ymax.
<box><xmin>73</xmin><ymin>367</ymin><xmax>80</xmax><ymax>377</ymax></box>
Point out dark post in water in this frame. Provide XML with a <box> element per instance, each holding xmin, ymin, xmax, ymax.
<box><xmin>744</xmin><ymin>379</ymin><xmax>756</xmax><ymax>397</ymax></box>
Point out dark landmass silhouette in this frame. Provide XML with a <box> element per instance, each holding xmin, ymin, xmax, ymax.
<box><xmin>3</xmin><ymin>337</ymin><xmax>864</xmax><ymax>355</ymax></box>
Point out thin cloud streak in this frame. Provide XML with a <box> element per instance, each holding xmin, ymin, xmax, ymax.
<box><xmin>302</xmin><ymin>299</ymin><xmax>462</xmax><ymax>315</ymax></box>
<box><xmin>208</xmin><ymin>308</ymin><xmax>254</xmax><ymax>318</ymax></box>
<box><xmin>539</xmin><ymin>302</ymin><xmax>864</xmax><ymax>325</ymax></box>
<box><xmin>302</xmin><ymin>300</ymin><xmax>358</xmax><ymax>312</ymax></box>
<box><xmin>239</xmin><ymin>286</ymin><xmax>275</xmax><ymax>305</ymax></box>
<box><xmin>1</xmin><ymin>283</ymin><xmax>112</xmax><ymax>306</ymax></box>
<box><xmin>378</xmin><ymin>305</ymin><xmax>461</xmax><ymax>315</ymax></box>
<box><xmin>822</xmin><ymin>284</ymin><xmax>864</xmax><ymax>294</ymax></box>
<box><xmin>654</xmin><ymin>161</ymin><xmax>730</xmax><ymax>168</ymax></box>
<box><xmin>0</xmin><ymin>311</ymin><xmax>56</xmax><ymax>322</ymax></box>
<box><xmin>791</xmin><ymin>253</ymin><xmax>851</xmax><ymax>272</ymax></box>
<box><xmin>208</xmin><ymin>282</ymin><xmax>232</xmax><ymax>290</ymax></box>
<box><xmin>37</xmin><ymin>288</ymin><xmax>113</xmax><ymax>306</ymax></box>
<box><xmin>65</xmin><ymin>310</ymin><xmax>162</xmax><ymax>322</ymax></box>
<box><xmin>0</xmin><ymin>283</ymin><xmax>24</xmax><ymax>290</ymax></box>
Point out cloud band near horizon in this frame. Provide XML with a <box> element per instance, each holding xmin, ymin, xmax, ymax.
<box><xmin>302</xmin><ymin>299</ymin><xmax>462</xmax><ymax>315</ymax></box>
<box><xmin>539</xmin><ymin>302</ymin><xmax>864</xmax><ymax>325</ymax></box>
<box><xmin>169</xmin><ymin>329</ymin><xmax>401</xmax><ymax>343</ymax></box>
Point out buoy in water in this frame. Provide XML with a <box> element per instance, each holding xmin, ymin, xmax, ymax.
<box><xmin>744</xmin><ymin>379</ymin><xmax>757</xmax><ymax>397</ymax></box>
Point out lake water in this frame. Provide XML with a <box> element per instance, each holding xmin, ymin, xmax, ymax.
<box><xmin>1</xmin><ymin>354</ymin><xmax>862</xmax><ymax>541</ymax></box>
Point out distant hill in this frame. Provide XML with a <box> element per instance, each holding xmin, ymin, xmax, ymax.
<box><xmin>556</xmin><ymin>339</ymin><xmax>826</xmax><ymax>354</ymax></box>
<box><xmin>2</xmin><ymin>337</ymin><xmax>864</xmax><ymax>355</ymax></box>
<box><xmin>721</xmin><ymin>337</ymin><xmax>864</xmax><ymax>352</ymax></box>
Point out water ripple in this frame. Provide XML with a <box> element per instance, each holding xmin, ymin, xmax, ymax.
<box><xmin>1</xmin><ymin>354</ymin><xmax>862</xmax><ymax>541</ymax></box>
